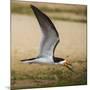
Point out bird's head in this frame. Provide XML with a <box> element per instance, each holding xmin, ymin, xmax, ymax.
<box><xmin>58</xmin><ymin>58</ymin><xmax>71</xmax><ymax>66</ymax></box>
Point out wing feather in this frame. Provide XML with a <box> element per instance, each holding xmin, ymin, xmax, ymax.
<box><xmin>31</xmin><ymin>5</ymin><xmax>60</xmax><ymax>57</ymax></box>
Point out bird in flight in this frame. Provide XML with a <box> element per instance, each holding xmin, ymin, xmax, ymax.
<box><xmin>21</xmin><ymin>5</ymin><xmax>72</xmax><ymax>69</ymax></box>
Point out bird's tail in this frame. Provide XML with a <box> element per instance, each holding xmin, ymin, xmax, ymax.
<box><xmin>20</xmin><ymin>57</ymin><xmax>37</xmax><ymax>64</ymax></box>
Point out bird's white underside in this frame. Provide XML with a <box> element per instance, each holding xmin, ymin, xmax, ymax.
<box><xmin>22</xmin><ymin>57</ymin><xmax>66</xmax><ymax>65</ymax></box>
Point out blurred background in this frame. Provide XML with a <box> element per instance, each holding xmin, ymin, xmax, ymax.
<box><xmin>11</xmin><ymin>0</ymin><xmax>87</xmax><ymax>89</ymax></box>
<box><xmin>11</xmin><ymin>0</ymin><xmax>87</xmax><ymax>22</ymax></box>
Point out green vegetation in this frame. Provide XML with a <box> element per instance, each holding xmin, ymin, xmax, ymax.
<box><xmin>11</xmin><ymin>2</ymin><xmax>86</xmax><ymax>15</ymax></box>
<box><xmin>38</xmin><ymin>6</ymin><xmax>86</xmax><ymax>16</ymax></box>
<box><xmin>11</xmin><ymin>3</ymin><xmax>32</xmax><ymax>15</ymax></box>
<box><xmin>51</xmin><ymin>16</ymin><xmax>86</xmax><ymax>23</ymax></box>
<box><xmin>11</xmin><ymin>2</ymin><xmax>87</xmax><ymax>23</ymax></box>
<box><xmin>11</xmin><ymin>61</ymin><xmax>87</xmax><ymax>89</ymax></box>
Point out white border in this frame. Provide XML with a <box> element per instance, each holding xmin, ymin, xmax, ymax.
<box><xmin>0</xmin><ymin>0</ymin><xmax>89</xmax><ymax>90</ymax></box>
<box><xmin>0</xmin><ymin>0</ymin><xmax>10</xmax><ymax>90</ymax></box>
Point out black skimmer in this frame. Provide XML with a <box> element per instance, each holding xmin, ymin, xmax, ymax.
<box><xmin>21</xmin><ymin>5</ymin><xmax>72</xmax><ymax>69</ymax></box>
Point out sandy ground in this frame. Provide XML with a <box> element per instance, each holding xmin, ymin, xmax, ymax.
<box><xmin>11</xmin><ymin>14</ymin><xmax>87</xmax><ymax>89</ymax></box>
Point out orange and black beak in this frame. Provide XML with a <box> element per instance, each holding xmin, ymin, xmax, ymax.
<box><xmin>63</xmin><ymin>59</ymin><xmax>74</xmax><ymax>72</ymax></box>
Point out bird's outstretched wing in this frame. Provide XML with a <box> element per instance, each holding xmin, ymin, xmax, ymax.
<box><xmin>31</xmin><ymin>5</ymin><xmax>60</xmax><ymax>57</ymax></box>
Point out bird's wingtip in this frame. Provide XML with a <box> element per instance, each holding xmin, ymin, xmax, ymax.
<box><xmin>30</xmin><ymin>4</ymin><xmax>36</xmax><ymax>10</ymax></box>
<box><xmin>30</xmin><ymin>4</ymin><xmax>33</xmax><ymax>8</ymax></box>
